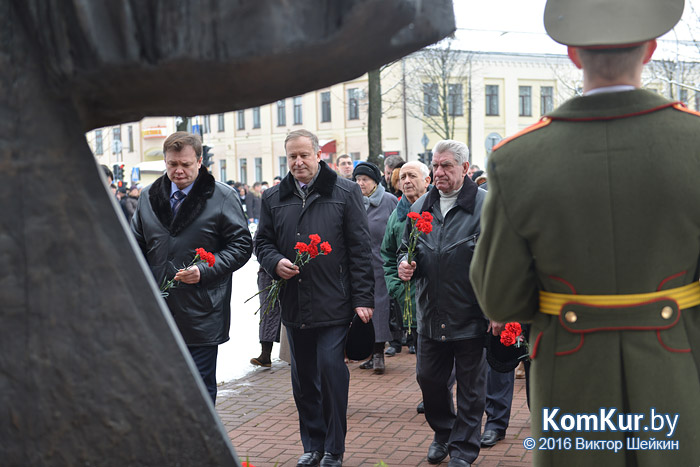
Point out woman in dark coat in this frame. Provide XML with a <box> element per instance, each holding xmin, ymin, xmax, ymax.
<box><xmin>353</xmin><ymin>162</ymin><xmax>398</xmax><ymax>374</ymax></box>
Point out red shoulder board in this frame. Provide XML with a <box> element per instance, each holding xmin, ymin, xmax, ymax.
<box><xmin>492</xmin><ymin>117</ymin><xmax>552</xmax><ymax>152</ymax></box>
<box><xmin>672</xmin><ymin>102</ymin><xmax>700</xmax><ymax>117</ymax></box>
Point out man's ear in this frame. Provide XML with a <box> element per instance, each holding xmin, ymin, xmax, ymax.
<box><xmin>567</xmin><ymin>46</ymin><xmax>583</xmax><ymax>69</ymax></box>
<box><xmin>642</xmin><ymin>39</ymin><xmax>657</xmax><ymax>64</ymax></box>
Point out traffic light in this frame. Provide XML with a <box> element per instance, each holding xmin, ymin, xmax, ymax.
<box><xmin>113</xmin><ymin>164</ymin><xmax>125</xmax><ymax>182</ymax></box>
<box><xmin>202</xmin><ymin>145</ymin><xmax>214</xmax><ymax>168</ymax></box>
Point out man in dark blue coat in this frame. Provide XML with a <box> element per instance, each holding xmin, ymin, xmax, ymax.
<box><xmin>131</xmin><ymin>132</ymin><xmax>252</xmax><ymax>403</ymax></box>
<box><xmin>255</xmin><ymin>129</ymin><xmax>374</xmax><ymax>467</ymax></box>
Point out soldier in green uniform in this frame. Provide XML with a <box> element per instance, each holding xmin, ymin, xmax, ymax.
<box><xmin>470</xmin><ymin>0</ymin><xmax>700</xmax><ymax>465</ymax></box>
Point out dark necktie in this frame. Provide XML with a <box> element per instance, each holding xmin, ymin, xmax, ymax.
<box><xmin>172</xmin><ymin>190</ymin><xmax>186</xmax><ymax>216</ymax></box>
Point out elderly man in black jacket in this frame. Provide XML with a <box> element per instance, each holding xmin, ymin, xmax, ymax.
<box><xmin>256</xmin><ymin>129</ymin><xmax>374</xmax><ymax>467</ymax></box>
<box><xmin>131</xmin><ymin>132</ymin><xmax>252</xmax><ymax>404</ymax></box>
<box><xmin>399</xmin><ymin>140</ymin><xmax>487</xmax><ymax>467</ymax></box>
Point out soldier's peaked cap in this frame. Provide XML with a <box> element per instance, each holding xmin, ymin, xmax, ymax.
<box><xmin>544</xmin><ymin>0</ymin><xmax>684</xmax><ymax>48</ymax></box>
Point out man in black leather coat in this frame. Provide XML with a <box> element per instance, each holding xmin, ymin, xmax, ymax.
<box><xmin>399</xmin><ymin>140</ymin><xmax>487</xmax><ymax>467</ymax></box>
<box><xmin>131</xmin><ymin>132</ymin><xmax>252</xmax><ymax>403</ymax></box>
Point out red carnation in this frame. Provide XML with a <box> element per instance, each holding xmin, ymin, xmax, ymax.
<box><xmin>308</xmin><ymin>244</ymin><xmax>319</xmax><ymax>258</ymax></box>
<box><xmin>500</xmin><ymin>331</ymin><xmax>516</xmax><ymax>347</ymax></box>
<box><xmin>407</xmin><ymin>212</ymin><xmax>420</xmax><ymax>220</ymax></box>
<box><xmin>421</xmin><ymin>211</ymin><xmax>433</xmax><ymax>223</ymax></box>
<box><xmin>295</xmin><ymin>242</ymin><xmax>309</xmax><ymax>253</ymax></box>
<box><xmin>320</xmin><ymin>241</ymin><xmax>332</xmax><ymax>255</ymax></box>
<box><xmin>505</xmin><ymin>322</ymin><xmax>522</xmax><ymax>336</ymax></box>
<box><xmin>309</xmin><ymin>234</ymin><xmax>321</xmax><ymax>246</ymax></box>
<box><xmin>416</xmin><ymin>219</ymin><xmax>433</xmax><ymax>234</ymax></box>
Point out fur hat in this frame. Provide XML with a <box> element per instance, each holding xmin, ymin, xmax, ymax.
<box><xmin>345</xmin><ymin>314</ymin><xmax>375</xmax><ymax>361</ymax></box>
<box><xmin>352</xmin><ymin>162</ymin><xmax>382</xmax><ymax>185</ymax></box>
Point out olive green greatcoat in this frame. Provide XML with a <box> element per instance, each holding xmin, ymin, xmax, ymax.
<box><xmin>471</xmin><ymin>89</ymin><xmax>700</xmax><ymax>466</ymax></box>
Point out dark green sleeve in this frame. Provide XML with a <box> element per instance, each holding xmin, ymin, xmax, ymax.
<box><xmin>470</xmin><ymin>158</ymin><xmax>539</xmax><ymax>323</ymax></box>
<box><xmin>381</xmin><ymin>210</ymin><xmax>405</xmax><ymax>303</ymax></box>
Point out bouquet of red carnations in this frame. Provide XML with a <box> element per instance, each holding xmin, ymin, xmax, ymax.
<box><xmin>500</xmin><ymin>322</ymin><xmax>529</xmax><ymax>359</ymax></box>
<box><xmin>403</xmin><ymin>211</ymin><xmax>433</xmax><ymax>333</ymax></box>
<box><xmin>160</xmin><ymin>247</ymin><xmax>216</xmax><ymax>298</ymax></box>
<box><xmin>247</xmin><ymin>234</ymin><xmax>331</xmax><ymax>315</ymax></box>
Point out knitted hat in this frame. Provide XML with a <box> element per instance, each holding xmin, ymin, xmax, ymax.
<box><xmin>352</xmin><ymin>162</ymin><xmax>382</xmax><ymax>185</ymax></box>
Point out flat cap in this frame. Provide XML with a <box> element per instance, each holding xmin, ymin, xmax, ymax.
<box><xmin>544</xmin><ymin>0</ymin><xmax>684</xmax><ymax>47</ymax></box>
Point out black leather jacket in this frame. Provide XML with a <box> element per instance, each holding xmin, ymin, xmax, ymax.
<box><xmin>131</xmin><ymin>167</ymin><xmax>253</xmax><ymax>346</ymax></box>
<box><xmin>255</xmin><ymin>161</ymin><xmax>374</xmax><ymax>329</ymax></box>
<box><xmin>401</xmin><ymin>176</ymin><xmax>488</xmax><ymax>341</ymax></box>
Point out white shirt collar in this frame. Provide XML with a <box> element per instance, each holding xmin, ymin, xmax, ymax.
<box><xmin>584</xmin><ymin>85</ymin><xmax>636</xmax><ymax>96</ymax></box>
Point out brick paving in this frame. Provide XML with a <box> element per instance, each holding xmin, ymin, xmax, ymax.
<box><xmin>216</xmin><ymin>349</ymin><xmax>532</xmax><ymax>467</ymax></box>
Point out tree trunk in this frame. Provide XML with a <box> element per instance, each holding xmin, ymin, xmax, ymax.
<box><xmin>367</xmin><ymin>68</ymin><xmax>383</xmax><ymax>166</ymax></box>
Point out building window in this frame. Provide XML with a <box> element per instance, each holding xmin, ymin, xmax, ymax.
<box><xmin>113</xmin><ymin>127</ymin><xmax>122</xmax><ymax>153</ymax></box>
<box><xmin>680</xmin><ymin>88</ymin><xmax>689</xmax><ymax>105</ymax></box>
<box><xmin>253</xmin><ymin>107</ymin><xmax>261</xmax><ymax>128</ymax></box>
<box><xmin>519</xmin><ymin>86</ymin><xmax>532</xmax><ymax>116</ymax></box>
<box><xmin>347</xmin><ymin>88</ymin><xmax>359</xmax><ymax>120</ymax></box>
<box><xmin>237</xmin><ymin>110</ymin><xmax>245</xmax><ymax>130</ymax></box>
<box><xmin>448</xmin><ymin>83</ymin><xmax>463</xmax><ymax>116</ymax></box>
<box><xmin>321</xmin><ymin>91</ymin><xmax>331</xmax><ymax>122</ymax></box>
<box><xmin>540</xmin><ymin>86</ymin><xmax>554</xmax><ymax>115</ymax></box>
<box><xmin>239</xmin><ymin>158</ymin><xmax>247</xmax><ymax>184</ymax></box>
<box><xmin>279</xmin><ymin>156</ymin><xmax>287</xmax><ymax>177</ymax></box>
<box><xmin>203</xmin><ymin>115</ymin><xmax>211</xmax><ymax>134</ymax></box>
<box><xmin>277</xmin><ymin>100</ymin><xmax>286</xmax><ymax>126</ymax></box>
<box><xmin>219</xmin><ymin>159</ymin><xmax>226</xmax><ymax>181</ymax></box>
<box><xmin>423</xmin><ymin>83</ymin><xmax>439</xmax><ymax>116</ymax></box>
<box><xmin>255</xmin><ymin>157</ymin><xmax>263</xmax><ymax>182</ymax></box>
<box><xmin>127</xmin><ymin>125</ymin><xmax>134</xmax><ymax>152</ymax></box>
<box><xmin>350</xmin><ymin>152</ymin><xmax>361</xmax><ymax>161</ymax></box>
<box><xmin>486</xmin><ymin>85</ymin><xmax>499</xmax><ymax>116</ymax></box>
<box><xmin>293</xmin><ymin>96</ymin><xmax>303</xmax><ymax>125</ymax></box>
<box><xmin>218</xmin><ymin>113</ymin><xmax>225</xmax><ymax>132</ymax></box>
<box><xmin>95</xmin><ymin>129</ymin><xmax>103</xmax><ymax>155</ymax></box>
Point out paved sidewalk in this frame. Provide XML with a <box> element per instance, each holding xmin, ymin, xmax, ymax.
<box><xmin>216</xmin><ymin>349</ymin><xmax>532</xmax><ymax>467</ymax></box>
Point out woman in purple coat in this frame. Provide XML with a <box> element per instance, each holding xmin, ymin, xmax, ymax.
<box><xmin>353</xmin><ymin>162</ymin><xmax>398</xmax><ymax>374</ymax></box>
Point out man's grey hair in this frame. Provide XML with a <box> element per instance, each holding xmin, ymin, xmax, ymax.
<box><xmin>384</xmin><ymin>154</ymin><xmax>405</xmax><ymax>170</ymax></box>
<box><xmin>432</xmin><ymin>140</ymin><xmax>470</xmax><ymax>165</ymax></box>
<box><xmin>285</xmin><ymin>129</ymin><xmax>319</xmax><ymax>153</ymax></box>
<box><xmin>402</xmin><ymin>161</ymin><xmax>430</xmax><ymax>178</ymax></box>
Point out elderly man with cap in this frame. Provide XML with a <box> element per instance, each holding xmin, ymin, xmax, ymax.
<box><xmin>471</xmin><ymin>0</ymin><xmax>700</xmax><ymax>465</ymax></box>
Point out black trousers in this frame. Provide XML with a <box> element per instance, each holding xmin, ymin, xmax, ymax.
<box><xmin>416</xmin><ymin>333</ymin><xmax>486</xmax><ymax>463</ymax></box>
<box><xmin>484</xmin><ymin>363</ymin><xmax>515</xmax><ymax>434</ymax></box>
<box><xmin>187</xmin><ymin>345</ymin><xmax>218</xmax><ymax>404</ymax></box>
<box><xmin>286</xmin><ymin>324</ymin><xmax>349</xmax><ymax>454</ymax></box>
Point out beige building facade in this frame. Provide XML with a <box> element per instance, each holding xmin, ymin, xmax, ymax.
<box><xmin>87</xmin><ymin>50</ymin><xmax>697</xmax><ymax>185</ymax></box>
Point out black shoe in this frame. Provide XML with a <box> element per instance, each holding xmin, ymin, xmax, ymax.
<box><xmin>359</xmin><ymin>359</ymin><xmax>373</xmax><ymax>369</ymax></box>
<box><xmin>408</xmin><ymin>345</ymin><xmax>416</xmax><ymax>354</ymax></box>
<box><xmin>416</xmin><ymin>401</ymin><xmax>425</xmax><ymax>413</ymax></box>
<box><xmin>297</xmin><ymin>450</ymin><xmax>323</xmax><ymax>466</ymax></box>
<box><xmin>480</xmin><ymin>430</ymin><xmax>505</xmax><ymax>447</ymax></box>
<box><xmin>448</xmin><ymin>458</ymin><xmax>470</xmax><ymax>467</ymax></box>
<box><xmin>373</xmin><ymin>352</ymin><xmax>385</xmax><ymax>374</ymax></box>
<box><xmin>384</xmin><ymin>346</ymin><xmax>397</xmax><ymax>357</ymax></box>
<box><xmin>320</xmin><ymin>452</ymin><xmax>343</xmax><ymax>467</ymax></box>
<box><xmin>427</xmin><ymin>441</ymin><xmax>448</xmax><ymax>464</ymax></box>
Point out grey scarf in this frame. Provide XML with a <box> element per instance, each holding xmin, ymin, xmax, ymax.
<box><xmin>362</xmin><ymin>182</ymin><xmax>385</xmax><ymax>211</ymax></box>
